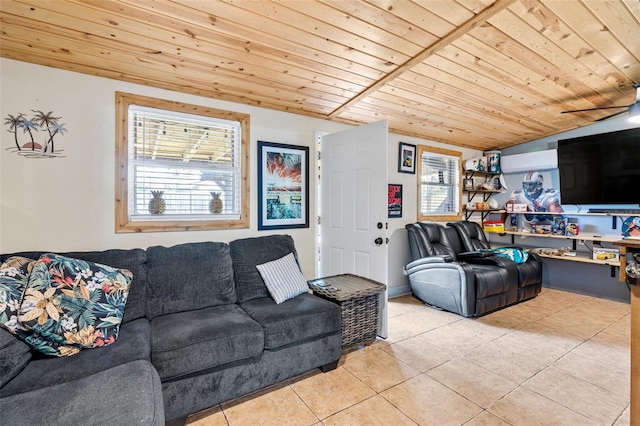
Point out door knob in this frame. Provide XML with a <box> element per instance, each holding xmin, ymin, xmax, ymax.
<box><xmin>374</xmin><ymin>237</ymin><xmax>383</xmax><ymax>246</ymax></box>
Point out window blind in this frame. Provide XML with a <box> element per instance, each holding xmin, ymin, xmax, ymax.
<box><xmin>128</xmin><ymin>105</ymin><xmax>241</xmax><ymax>219</ymax></box>
<box><xmin>420</xmin><ymin>151</ymin><xmax>460</xmax><ymax>215</ymax></box>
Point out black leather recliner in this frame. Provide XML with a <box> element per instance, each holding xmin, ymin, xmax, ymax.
<box><xmin>447</xmin><ymin>220</ymin><xmax>542</xmax><ymax>302</ymax></box>
<box><xmin>405</xmin><ymin>222</ymin><xmax>519</xmax><ymax>317</ymax></box>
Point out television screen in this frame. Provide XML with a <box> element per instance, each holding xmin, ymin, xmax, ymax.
<box><xmin>557</xmin><ymin>127</ymin><xmax>640</xmax><ymax>205</ymax></box>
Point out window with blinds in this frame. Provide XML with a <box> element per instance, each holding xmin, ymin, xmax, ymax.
<box><xmin>417</xmin><ymin>145</ymin><xmax>462</xmax><ymax>221</ymax></box>
<box><xmin>115</xmin><ymin>93</ymin><xmax>249</xmax><ymax>232</ymax></box>
<box><xmin>129</xmin><ymin>105</ymin><xmax>240</xmax><ymax>218</ymax></box>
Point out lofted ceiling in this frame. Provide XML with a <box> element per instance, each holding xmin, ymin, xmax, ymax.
<box><xmin>1</xmin><ymin>0</ymin><xmax>639</xmax><ymax>151</ymax></box>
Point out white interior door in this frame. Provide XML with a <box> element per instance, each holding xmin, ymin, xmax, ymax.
<box><xmin>319</xmin><ymin>120</ymin><xmax>388</xmax><ymax>338</ymax></box>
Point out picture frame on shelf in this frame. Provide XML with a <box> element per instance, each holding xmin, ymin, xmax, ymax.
<box><xmin>257</xmin><ymin>141</ymin><xmax>309</xmax><ymax>230</ymax></box>
<box><xmin>463</xmin><ymin>178</ymin><xmax>474</xmax><ymax>190</ymax></box>
<box><xmin>398</xmin><ymin>142</ymin><xmax>416</xmax><ymax>174</ymax></box>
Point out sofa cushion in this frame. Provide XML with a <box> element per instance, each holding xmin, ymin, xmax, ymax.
<box><xmin>0</xmin><ymin>328</ymin><xmax>31</xmax><ymax>388</ymax></box>
<box><xmin>0</xmin><ymin>318</ymin><xmax>150</xmax><ymax>397</ymax></box>
<box><xmin>0</xmin><ymin>360</ymin><xmax>164</xmax><ymax>426</ymax></box>
<box><xmin>0</xmin><ymin>256</ymin><xmax>34</xmax><ymax>334</ymax></box>
<box><xmin>146</xmin><ymin>242</ymin><xmax>236</xmax><ymax>319</ymax></box>
<box><xmin>0</xmin><ymin>249</ymin><xmax>148</xmax><ymax>324</ymax></box>
<box><xmin>61</xmin><ymin>249</ymin><xmax>148</xmax><ymax>324</ymax></box>
<box><xmin>240</xmin><ymin>293</ymin><xmax>341</xmax><ymax>350</ymax></box>
<box><xmin>256</xmin><ymin>252</ymin><xmax>309</xmax><ymax>304</ymax></box>
<box><xmin>18</xmin><ymin>253</ymin><xmax>132</xmax><ymax>354</ymax></box>
<box><xmin>150</xmin><ymin>304</ymin><xmax>264</xmax><ymax>380</ymax></box>
<box><xmin>230</xmin><ymin>235</ymin><xmax>300</xmax><ymax>303</ymax></box>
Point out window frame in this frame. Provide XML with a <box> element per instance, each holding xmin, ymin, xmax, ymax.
<box><xmin>416</xmin><ymin>145</ymin><xmax>462</xmax><ymax>222</ymax></box>
<box><xmin>115</xmin><ymin>92</ymin><xmax>250</xmax><ymax>233</ymax></box>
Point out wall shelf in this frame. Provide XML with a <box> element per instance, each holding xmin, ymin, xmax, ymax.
<box><xmin>536</xmin><ymin>252</ymin><xmax>620</xmax><ymax>267</ymax></box>
<box><xmin>499</xmin><ymin>223</ymin><xmax>623</xmax><ymax>277</ymax></box>
<box><xmin>501</xmin><ymin>230</ymin><xmax>620</xmax><ymax>244</ymax></box>
<box><xmin>462</xmin><ymin>170</ymin><xmax>503</xmax><ymax>222</ymax></box>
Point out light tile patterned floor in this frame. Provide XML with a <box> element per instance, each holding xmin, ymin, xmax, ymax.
<box><xmin>185</xmin><ymin>288</ymin><xmax>631</xmax><ymax>425</ymax></box>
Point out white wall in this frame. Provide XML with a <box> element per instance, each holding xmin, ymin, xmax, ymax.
<box><xmin>0</xmin><ymin>58</ymin><xmax>481</xmax><ymax>295</ymax></box>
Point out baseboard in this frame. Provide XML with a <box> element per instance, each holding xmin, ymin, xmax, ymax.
<box><xmin>388</xmin><ymin>284</ymin><xmax>411</xmax><ymax>299</ymax></box>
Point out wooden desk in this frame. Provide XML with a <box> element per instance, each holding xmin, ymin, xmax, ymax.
<box><xmin>613</xmin><ymin>239</ymin><xmax>640</xmax><ymax>425</ymax></box>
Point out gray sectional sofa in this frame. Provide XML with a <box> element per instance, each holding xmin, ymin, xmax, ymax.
<box><xmin>0</xmin><ymin>234</ymin><xmax>342</xmax><ymax>424</ymax></box>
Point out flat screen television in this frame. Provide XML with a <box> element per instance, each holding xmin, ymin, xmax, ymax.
<box><xmin>557</xmin><ymin>127</ymin><xmax>640</xmax><ymax>205</ymax></box>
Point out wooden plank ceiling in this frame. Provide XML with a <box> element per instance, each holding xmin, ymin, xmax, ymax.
<box><xmin>1</xmin><ymin>0</ymin><xmax>639</xmax><ymax>150</ymax></box>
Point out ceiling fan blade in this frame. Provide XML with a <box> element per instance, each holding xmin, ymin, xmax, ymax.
<box><xmin>594</xmin><ymin>109</ymin><xmax>629</xmax><ymax>121</ymax></box>
<box><xmin>561</xmin><ymin>105</ymin><xmax>629</xmax><ymax>114</ymax></box>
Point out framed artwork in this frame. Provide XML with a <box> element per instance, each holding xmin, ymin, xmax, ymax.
<box><xmin>257</xmin><ymin>141</ymin><xmax>309</xmax><ymax>230</ymax></box>
<box><xmin>388</xmin><ymin>184</ymin><xmax>403</xmax><ymax>218</ymax></box>
<box><xmin>463</xmin><ymin>178</ymin><xmax>474</xmax><ymax>190</ymax></box>
<box><xmin>398</xmin><ymin>142</ymin><xmax>416</xmax><ymax>174</ymax></box>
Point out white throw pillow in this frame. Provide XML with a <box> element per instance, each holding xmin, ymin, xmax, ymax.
<box><xmin>256</xmin><ymin>252</ymin><xmax>308</xmax><ymax>304</ymax></box>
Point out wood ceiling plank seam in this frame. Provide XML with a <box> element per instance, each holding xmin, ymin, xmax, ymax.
<box><xmin>230</xmin><ymin>0</ymin><xmax>414</xmax><ymax>62</ymax></box>
<box><xmin>622</xmin><ymin>0</ymin><xmax>640</xmax><ymax>22</ymax></box>
<box><xmin>124</xmin><ymin>1</ymin><xmax>385</xmax><ymax>86</ymax></box>
<box><xmin>385</xmin><ymin>76</ymin><xmax>565</xmax><ymax>133</ymax></box>
<box><xmin>356</xmin><ymin>88</ymin><xmax>546</xmax><ymax>137</ymax></box>
<box><xmin>456</xmin><ymin>0</ymin><xmax>500</xmax><ymax>15</ymax></box>
<box><xmin>471</xmin><ymin>18</ymin><xmax>625</xmax><ymax>112</ymax></box>
<box><xmin>280</xmin><ymin>0</ymin><xmax>430</xmax><ymax>55</ymax></box>
<box><xmin>409</xmin><ymin>57</ymin><xmax>560</xmax><ymax>123</ymax></box>
<box><xmin>372</xmin><ymin>80</ymin><xmax>549</xmax><ymax>131</ymax></box>
<box><xmin>401</xmin><ymin>64</ymin><xmax>586</xmax><ymax>128</ymax></box>
<box><xmin>433</xmin><ymin>43</ymin><xmax>568</xmax><ymax>114</ymax></box>
<box><xmin>0</xmin><ymin>16</ymin><xmax>356</xmax><ymax>109</ymax></box>
<box><xmin>434</xmin><ymin>41</ymin><xmax>620</xmax><ymax>125</ymax></box>
<box><xmin>337</xmin><ymin>107</ymin><xmax>501</xmax><ymax>148</ymax></box>
<box><xmin>73</xmin><ymin>0</ymin><xmax>391</xmax><ymax>77</ymax></box>
<box><xmin>489</xmin><ymin>7</ymin><xmax>628</xmax><ymax>105</ymax></box>
<box><xmin>365</xmin><ymin>89</ymin><xmax>552</xmax><ymax>138</ymax></box>
<box><xmin>511</xmin><ymin>1</ymin><xmax>638</xmax><ymax>95</ymax></box>
<box><xmin>453</xmin><ymin>34</ymin><xmax>634</xmax><ymax>113</ymax></box>
<box><xmin>320</xmin><ymin>0</ymin><xmax>442</xmax><ymax>42</ymax></box>
<box><xmin>513</xmin><ymin>1</ymin><xmax>639</xmax><ymax>96</ymax></box>
<box><xmin>36</xmin><ymin>0</ymin><xmax>377</xmax><ymax>94</ymax></box>
<box><xmin>166</xmin><ymin>0</ymin><xmax>407</xmax><ymax>70</ymax></box>
<box><xmin>0</xmin><ymin>36</ymin><xmax>344</xmax><ymax>115</ymax></box>
<box><xmin>327</xmin><ymin>0</ymin><xmax>518</xmax><ymax>118</ymax></box>
<box><xmin>581</xmin><ymin>0</ymin><xmax>640</xmax><ymax>62</ymax></box>
<box><xmin>406</xmin><ymin>0</ymin><xmax>476</xmax><ymax>26</ymax></box>
<box><xmin>359</xmin><ymin>0</ymin><xmax>458</xmax><ymax>37</ymax></box>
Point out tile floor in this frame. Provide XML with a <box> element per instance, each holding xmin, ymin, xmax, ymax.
<box><xmin>185</xmin><ymin>288</ymin><xmax>631</xmax><ymax>425</ymax></box>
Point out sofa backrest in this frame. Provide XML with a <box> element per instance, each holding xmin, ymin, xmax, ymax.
<box><xmin>229</xmin><ymin>234</ymin><xmax>299</xmax><ymax>303</ymax></box>
<box><xmin>448</xmin><ymin>220</ymin><xmax>492</xmax><ymax>251</ymax></box>
<box><xmin>145</xmin><ymin>241</ymin><xmax>236</xmax><ymax>319</ymax></box>
<box><xmin>0</xmin><ymin>249</ymin><xmax>148</xmax><ymax>324</ymax></box>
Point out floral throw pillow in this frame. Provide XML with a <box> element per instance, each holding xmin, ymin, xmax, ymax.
<box><xmin>0</xmin><ymin>256</ymin><xmax>35</xmax><ymax>335</ymax></box>
<box><xmin>18</xmin><ymin>253</ymin><xmax>133</xmax><ymax>352</ymax></box>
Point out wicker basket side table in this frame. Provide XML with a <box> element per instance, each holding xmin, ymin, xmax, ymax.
<box><xmin>308</xmin><ymin>273</ymin><xmax>386</xmax><ymax>348</ymax></box>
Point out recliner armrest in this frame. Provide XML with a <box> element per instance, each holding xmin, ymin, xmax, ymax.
<box><xmin>457</xmin><ymin>250</ymin><xmax>494</xmax><ymax>260</ymax></box>
<box><xmin>404</xmin><ymin>255</ymin><xmax>454</xmax><ymax>275</ymax></box>
<box><xmin>406</xmin><ymin>255</ymin><xmax>452</xmax><ymax>268</ymax></box>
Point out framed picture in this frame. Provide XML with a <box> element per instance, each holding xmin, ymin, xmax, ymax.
<box><xmin>398</xmin><ymin>142</ymin><xmax>416</xmax><ymax>174</ymax></box>
<box><xmin>463</xmin><ymin>178</ymin><xmax>474</xmax><ymax>190</ymax></box>
<box><xmin>388</xmin><ymin>184</ymin><xmax>403</xmax><ymax>218</ymax></box>
<box><xmin>258</xmin><ymin>141</ymin><xmax>309</xmax><ymax>230</ymax></box>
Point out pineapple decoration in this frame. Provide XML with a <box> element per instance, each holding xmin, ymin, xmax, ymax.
<box><xmin>149</xmin><ymin>190</ymin><xmax>166</xmax><ymax>215</ymax></box>
<box><xmin>210</xmin><ymin>192</ymin><xmax>223</xmax><ymax>214</ymax></box>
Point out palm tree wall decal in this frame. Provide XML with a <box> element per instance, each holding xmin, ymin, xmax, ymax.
<box><xmin>4</xmin><ymin>113</ymin><xmax>25</xmax><ymax>150</ymax></box>
<box><xmin>3</xmin><ymin>110</ymin><xmax>68</xmax><ymax>157</ymax></box>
